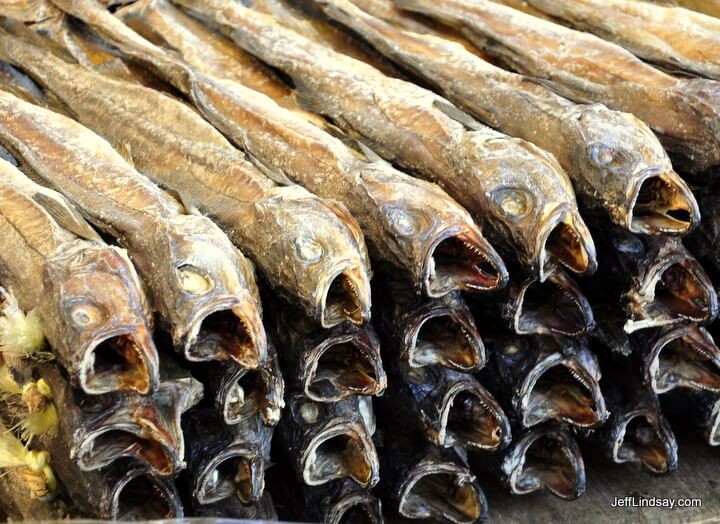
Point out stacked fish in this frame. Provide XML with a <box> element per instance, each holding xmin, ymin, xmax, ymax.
<box><xmin>0</xmin><ymin>0</ymin><xmax>718</xmax><ymax>521</ymax></box>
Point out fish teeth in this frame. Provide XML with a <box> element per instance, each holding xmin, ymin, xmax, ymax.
<box><xmin>568</xmin><ymin>367</ymin><xmax>592</xmax><ymax>393</ymax></box>
<box><xmin>687</xmin><ymin>342</ymin><xmax>714</xmax><ymax>361</ymax></box>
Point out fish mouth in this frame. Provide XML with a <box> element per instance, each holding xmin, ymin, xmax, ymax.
<box><xmin>520</xmin><ymin>356</ymin><xmax>607</xmax><ymax>428</ymax></box>
<box><xmin>196</xmin><ymin>446</ymin><xmax>264</xmax><ymax>504</ymax></box>
<box><xmin>437</xmin><ymin>381</ymin><xmax>510</xmax><ymax>451</ymax></box>
<box><xmin>423</xmin><ymin>229</ymin><xmax>507</xmax><ymax>296</ymax></box>
<box><xmin>304</xmin><ymin>334</ymin><xmax>386</xmax><ymax>402</ymax></box>
<box><xmin>81</xmin><ymin>330</ymin><xmax>156</xmax><ymax>395</ymax></box>
<box><xmin>398</xmin><ymin>462</ymin><xmax>487</xmax><ymax>524</ymax></box>
<box><xmin>111</xmin><ymin>471</ymin><xmax>180</xmax><ymax>520</ymax></box>
<box><xmin>320</xmin><ymin>265</ymin><xmax>371</xmax><ymax>328</ymax></box>
<box><xmin>186</xmin><ymin>301</ymin><xmax>265</xmax><ymax>368</ymax></box>
<box><xmin>407</xmin><ymin>308</ymin><xmax>485</xmax><ymax>371</ymax></box>
<box><xmin>76</xmin><ymin>423</ymin><xmax>175</xmax><ymax>476</ymax></box>
<box><xmin>513</xmin><ymin>269</ymin><xmax>595</xmax><ymax>337</ymax></box>
<box><xmin>612</xmin><ymin>411</ymin><xmax>678</xmax><ymax>475</ymax></box>
<box><xmin>646</xmin><ymin>325</ymin><xmax>720</xmax><ymax>394</ymax></box>
<box><xmin>628</xmin><ymin>252</ymin><xmax>718</xmax><ymax>331</ymax></box>
<box><xmin>506</xmin><ymin>427</ymin><xmax>585</xmax><ymax>500</ymax></box>
<box><xmin>302</xmin><ymin>422</ymin><xmax>379</xmax><ymax>488</ymax></box>
<box><xmin>538</xmin><ymin>211</ymin><xmax>597</xmax><ymax>280</ymax></box>
<box><xmin>628</xmin><ymin>170</ymin><xmax>699</xmax><ymax>235</ymax></box>
<box><xmin>224</xmin><ymin>368</ymin><xmax>277</xmax><ymax>425</ymax></box>
<box><xmin>326</xmin><ymin>489</ymin><xmax>383</xmax><ymax>524</ymax></box>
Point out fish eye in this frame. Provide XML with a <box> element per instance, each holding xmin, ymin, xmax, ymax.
<box><xmin>293</xmin><ymin>237</ymin><xmax>323</xmax><ymax>263</ymax></box>
<box><xmin>490</xmin><ymin>187</ymin><xmax>534</xmax><ymax>220</ymax></box>
<box><xmin>292</xmin><ymin>398</ymin><xmax>323</xmax><ymax>424</ymax></box>
<box><xmin>177</xmin><ymin>265</ymin><xmax>213</xmax><ymax>294</ymax></box>
<box><xmin>587</xmin><ymin>142</ymin><xmax>630</xmax><ymax>174</ymax></box>
<box><xmin>385</xmin><ymin>206</ymin><xmax>422</xmax><ymax>236</ymax></box>
<box><xmin>69</xmin><ymin>302</ymin><xmax>107</xmax><ymax>328</ymax></box>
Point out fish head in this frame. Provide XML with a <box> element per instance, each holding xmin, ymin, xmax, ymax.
<box><xmin>325</xmin><ymin>480</ymin><xmax>383</xmax><ymax>524</ymax></box>
<box><xmin>222</xmin><ymin>341</ymin><xmax>285</xmax><ymax>426</ymax></box>
<box><xmin>158</xmin><ymin>215</ymin><xmax>266</xmax><ymax>368</ymax></box>
<box><xmin>510</xmin><ymin>268</ymin><xmax>595</xmax><ymax>337</ymax></box>
<box><xmin>262</xmin><ymin>188</ymin><xmax>371</xmax><ymax>327</ymax></box>
<box><xmin>575</xmin><ymin>106</ymin><xmax>699</xmax><ymax>235</ymax></box>
<box><xmin>402</xmin><ymin>292</ymin><xmax>485</xmax><ymax>372</ymax></box>
<box><xmin>288</xmin><ymin>394</ymin><xmax>379</xmax><ymax>488</ymax></box>
<box><xmin>644</xmin><ymin>325</ymin><xmax>720</xmax><ymax>394</ymax></box>
<box><xmin>502</xmin><ymin>424</ymin><xmax>585</xmax><ymax>500</ymax></box>
<box><xmin>609</xmin><ymin>405</ymin><xmax>678</xmax><ymax>475</ymax></box>
<box><xmin>478</xmin><ymin>138</ymin><xmax>596</xmax><ymax>280</ymax></box>
<box><xmin>516</xmin><ymin>339</ymin><xmax>607</xmax><ymax>428</ymax></box>
<box><xmin>108</xmin><ymin>465</ymin><xmax>183</xmax><ymax>520</ymax></box>
<box><xmin>398</xmin><ymin>452</ymin><xmax>487</xmax><ymax>524</ymax></box>
<box><xmin>44</xmin><ymin>240</ymin><xmax>158</xmax><ymax>395</ymax></box>
<box><xmin>626</xmin><ymin>236</ymin><xmax>718</xmax><ymax>331</ymax></box>
<box><xmin>359</xmin><ymin>164</ymin><xmax>507</xmax><ymax>295</ymax></box>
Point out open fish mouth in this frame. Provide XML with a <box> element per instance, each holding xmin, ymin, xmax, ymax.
<box><xmin>196</xmin><ymin>446</ymin><xmax>264</xmax><ymax>504</ymax></box>
<box><xmin>224</xmin><ymin>368</ymin><xmax>275</xmax><ymax>425</ymax></box>
<box><xmin>506</xmin><ymin>427</ymin><xmax>585</xmax><ymax>500</ymax></box>
<box><xmin>304</xmin><ymin>334</ymin><xmax>386</xmax><ymax>402</ymax></box>
<box><xmin>398</xmin><ymin>462</ymin><xmax>487</xmax><ymax>524</ymax></box>
<box><xmin>82</xmin><ymin>330</ymin><xmax>155</xmax><ymax>395</ymax></box>
<box><xmin>539</xmin><ymin>212</ymin><xmax>596</xmax><ymax>280</ymax></box>
<box><xmin>186</xmin><ymin>302</ymin><xmax>265</xmax><ymax>368</ymax></box>
<box><xmin>612</xmin><ymin>412</ymin><xmax>678</xmax><ymax>475</ymax></box>
<box><xmin>407</xmin><ymin>307</ymin><xmax>485</xmax><ymax>371</ymax></box>
<box><xmin>513</xmin><ymin>269</ymin><xmax>594</xmax><ymax>337</ymax></box>
<box><xmin>320</xmin><ymin>265</ymin><xmax>371</xmax><ymax>328</ymax></box>
<box><xmin>631</xmin><ymin>254</ymin><xmax>718</xmax><ymax>330</ymax></box>
<box><xmin>437</xmin><ymin>382</ymin><xmax>510</xmax><ymax>451</ymax></box>
<box><xmin>628</xmin><ymin>171</ymin><xmax>699</xmax><ymax>235</ymax></box>
<box><xmin>326</xmin><ymin>489</ymin><xmax>383</xmax><ymax>524</ymax></box>
<box><xmin>423</xmin><ymin>229</ymin><xmax>507</xmax><ymax>296</ymax></box>
<box><xmin>520</xmin><ymin>357</ymin><xmax>607</xmax><ymax>428</ymax></box>
<box><xmin>75</xmin><ymin>423</ymin><xmax>176</xmax><ymax>476</ymax></box>
<box><xmin>111</xmin><ymin>470</ymin><xmax>181</xmax><ymax>520</ymax></box>
<box><xmin>302</xmin><ymin>422</ymin><xmax>379</xmax><ymax>488</ymax></box>
<box><xmin>647</xmin><ymin>325</ymin><xmax>720</xmax><ymax>394</ymax></box>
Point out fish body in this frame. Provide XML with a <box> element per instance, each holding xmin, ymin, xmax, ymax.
<box><xmin>481</xmin><ymin>334</ymin><xmax>607</xmax><ymax>429</ymax></box>
<box><xmin>4</xmin><ymin>6</ymin><xmax>372</xmax><ymax>328</ymax></box>
<box><xmin>83</xmin><ymin>0</ymin><xmax>508</xmax><ymax>298</ymax></box>
<box><xmin>395</xmin><ymin>0</ymin><xmax>720</xmax><ymax>174</ymax></box>
<box><xmin>268</xmin><ymin>303</ymin><xmax>386</xmax><ymax>402</ymax></box>
<box><xmin>0</xmin><ymin>90</ymin><xmax>266</xmax><ymax>367</ymax></box>
<box><xmin>671</xmin><ymin>0</ymin><xmax>720</xmax><ymax>17</ymax></box>
<box><xmin>0</xmin><ymin>159</ymin><xmax>158</xmax><ymax>394</ymax></box>
<box><xmin>177</xmin><ymin>0</ymin><xmax>596</xmax><ymax>282</ymax></box>
<box><xmin>317</xmin><ymin>0</ymin><xmax>699</xmax><ymax>236</ymax></box>
<box><xmin>279</xmin><ymin>392</ymin><xmax>380</xmax><ymax>489</ymax></box>
<box><xmin>523</xmin><ymin>0</ymin><xmax>720</xmax><ymax>81</ymax></box>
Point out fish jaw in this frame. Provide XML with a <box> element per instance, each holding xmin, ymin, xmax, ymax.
<box><xmin>404</xmin><ymin>298</ymin><xmax>485</xmax><ymax>372</ymax></box>
<box><xmin>318</xmin><ymin>263</ymin><xmax>372</xmax><ymax>328</ymax></box>
<box><xmin>517</xmin><ymin>351</ymin><xmax>608</xmax><ymax>429</ymax></box>
<box><xmin>610</xmin><ymin>408</ymin><xmax>678</xmax><ymax>475</ymax></box>
<box><xmin>108</xmin><ymin>467</ymin><xmax>182</xmax><ymax>520</ymax></box>
<box><xmin>512</xmin><ymin>268</ymin><xmax>595</xmax><ymax>337</ymax></box>
<box><xmin>432</xmin><ymin>378</ymin><xmax>511</xmax><ymax>451</ymax></box>
<box><xmin>301</xmin><ymin>420</ymin><xmax>379</xmax><ymax>488</ymax></box>
<box><xmin>537</xmin><ymin>207</ymin><xmax>597</xmax><ymax>280</ymax></box>
<box><xmin>195</xmin><ymin>441</ymin><xmax>265</xmax><ymax>505</ymax></box>
<box><xmin>503</xmin><ymin>424</ymin><xmax>585</xmax><ymax>500</ymax></box>
<box><xmin>325</xmin><ymin>480</ymin><xmax>384</xmax><ymax>524</ymax></box>
<box><xmin>222</xmin><ymin>358</ymin><xmax>285</xmax><ymax>426</ymax></box>
<box><xmin>644</xmin><ymin>324</ymin><xmax>720</xmax><ymax>394</ymax></box>
<box><xmin>398</xmin><ymin>459</ymin><xmax>487</xmax><ymax>524</ymax></box>
<box><xmin>626</xmin><ymin>167</ymin><xmax>700</xmax><ymax>236</ymax></box>
<box><xmin>625</xmin><ymin>240</ymin><xmax>718</xmax><ymax>332</ymax></box>
<box><xmin>302</xmin><ymin>330</ymin><xmax>387</xmax><ymax>402</ymax></box>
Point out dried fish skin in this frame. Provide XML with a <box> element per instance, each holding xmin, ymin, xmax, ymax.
<box><xmin>317</xmin><ymin>0</ymin><xmax>699</xmax><ymax>236</ymax></box>
<box><xmin>395</xmin><ymin>0</ymin><xmax>720</xmax><ymax>174</ymax></box>
<box><xmin>672</xmin><ymin>0</ymin><xmax>720</xmax><ymax>18</ymax></box>
<box><xmin>0</xmin><ymin>89</ymin><xmax>266</xmax><ymax>366</ymax></box>
<box><xmin>0</xmin><ymin>159</ymin><xmax>159</xmax><ymax>395</ymax></box>
<box><xmin>523</xmin><ymin>0</ymin><xmax>720</xmax><ymax>81</ymax></box>
<box><xmin>177</xmin><ymin>0</ymin><xmax>595</xmax><ymax>281</ymax></box>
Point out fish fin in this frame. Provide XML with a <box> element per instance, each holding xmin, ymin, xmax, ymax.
<box><xmin>163</xmin><ymin>188</ymin><xmax>202</xmax><ymax>216</ymax></box>
<box><xmin>432</xmin><ymin>99</ymin><xmax>483</xmax><ymax>130</ymax></box>
<box><xmin>117</xmin><ymin>142</ymin><xmax>134</xmax><ymax>168</ymax></box>
<box><xmin>0</xmin><ymin>144</ymin><xmax>18</xmax><ymax>166</ymax></box>
<box><xmin>245</xmin><ymin>150</ymin><xmax>296</xmax><ymax>186</ymax></box>
<box><xmin>323</xmin><ymin>122</ymin><xmax>388</xmax><ymax>163</ymax></box>
<box><xmin>355</xmin><ymin>140</ymin><xmax>387</xmax><ymax>164</ymax></box>
<box><xmin>32</xmin><ymin>192</ymin><xmax>103</xmax><ymax>242</ymax></box>
<box><xmin>292</xmin><ymin>83</ymin><xmax>327</xmax><ymax>115</ymax></box>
